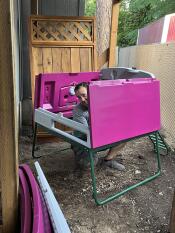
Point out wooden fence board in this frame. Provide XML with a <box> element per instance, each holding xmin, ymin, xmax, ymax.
<box><xmin>61</xmin><ymin>48</ymin><xmax>71</xmax><ymax>72</ymax></box>
<box><xmin>71</xmin><ymin>48</ymin><xmax>80</xmax><ymax>72</ymax></box>
<box><xmin>42</xmin><ymin>48</ymin><xmax>53</xmax><ymax>73</ymax></box>
<box><xmin>109</xmin><ymin>1</ymin><xmax>120</xmax><ymax>67</ymax></box>
<box><xmin>31</xmin><ymin>47</ymin><xmax>43</xmax><ymax>100</ymax></box>
<box><xmin>80</xmin><ymin>48</ymin><xmax>91</xmax><ymax>71</ymax></box>
<box><xmin>52</xmin><ymin>48</ymin><xmax>62</xmax><ymax>72</ymax></box>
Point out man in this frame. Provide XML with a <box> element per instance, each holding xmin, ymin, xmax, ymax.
<box><xmin>72</xmin><ymin>82</ymin><xmax>125</xmax><ymax>171</ymax></box>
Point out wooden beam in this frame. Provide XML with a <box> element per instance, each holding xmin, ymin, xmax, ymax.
<box><xmin>170</xmin><ymin>190</ymin><xmax>175</xmax><ymax>233</ymax></box>
<box><xmin>109</xmin><ymin>0</ymin><xmax>120</xmax><ymax>67</ymax></box>
<box><xmin>0</xmin><ymin>0</ymin><xmax>18</xmax><ymax>232</ymax></box>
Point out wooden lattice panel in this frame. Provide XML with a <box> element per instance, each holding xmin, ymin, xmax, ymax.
<box><xmin>30</xmin><ymin>16</ymin><xmax>96</xmax><ymax>45</ymax></box>
<box><xmin>32</xmin><ymin>20</ymin><xmax>93</xmax><ymax>42</ymax></box>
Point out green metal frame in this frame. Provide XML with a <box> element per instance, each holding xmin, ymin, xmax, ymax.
<box><xmin>32</xmin><ymin>124</ymin><xmax>161</xmax><ymax>205</ymax></box>
<box><xmin>149</xmin><ymin>132</ymin><xmax>170</xmax><ymax>155</ymax></box>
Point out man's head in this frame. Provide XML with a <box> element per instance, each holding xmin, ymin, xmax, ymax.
<box><xmin>74</xmin><ymin>82</ymin><xmax>88</xmax><ymax>108</ymax></box>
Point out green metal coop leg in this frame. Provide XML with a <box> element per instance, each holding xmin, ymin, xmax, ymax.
<box><xmin>32</xmin><ymin>123</ymin><xmax>41</xmax><ymax>159</ymax></box>
<box><xmin>89</xmin><ymin>150</ymin><xmax>98</xmax><ymax>202</ymax></box>
<box><xmin>89</xmin><ymin>131</ymin><xmax>161</xmax><ymax>206</ymax></box>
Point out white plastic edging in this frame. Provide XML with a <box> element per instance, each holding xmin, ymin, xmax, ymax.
<box><xmin>34</xmin><ymin>161</ymin><xmax>71</xmax><ymax>233</ymax></box>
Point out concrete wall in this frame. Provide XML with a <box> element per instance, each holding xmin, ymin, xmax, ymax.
<box><xmin>118</xmin><ymin>43</ymin><xmax>175</xmax><ymax>148</ymax></box>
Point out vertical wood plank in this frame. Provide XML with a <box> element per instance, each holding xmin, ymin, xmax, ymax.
<box><xmin>0</xmin><ymin>0</ymin><xmax>18</xmax><ymax>232</ymax></box>
<box><xmin>93</xmin><ymin>46</ymin><xmax>98</xmax><ymax>71</ymax></box>
<box><xmin>42</xmin><ymin>48</ymin><xmax>53</xmax><ymax>73</ymax></box>
<box><xmin>88</xmin><ymin>48</ymin><xmax>92</xmax><ymax>71</ymax></box>
<box><xmin>31</xmin><ymin>47</ymin><xmax>43</xmax><ymax>101</ymax></box>
<box><xmin>71</xmin><ymin>48</ymin><xmax>80</xmax><ymax>72</ymax></box>
<box><xmin>61</xmin><ymin>48</ymin><xmax>71</xmax><ymax>72</ymax></box>
<box><xmin>32</xmin><ymin>48</ymin><xmax>44</xmax><ymax>75</ymax></box>
<box><xmin>52</xmin><ymin>48</ymin><xmax>62</xmax><ymax>72</ymax></box>
<box><xmin>93</xmin><ymin>18</ymin><xmax>98</xmax><ymax>71</ymax></box>
<box><xmin>109</xmin><ymin>0</ymin><xmax>120</xmax><ymax>67</ymax></box>
<box><xmin>80</xmin><ymin>48</ymin><xmax>90</xmax><ymax>71</ymax></box>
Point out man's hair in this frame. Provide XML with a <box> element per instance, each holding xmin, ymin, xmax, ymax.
<box><xmin>74</xmin><ymin>82</ymin><xmax>88</xmax><ymax>92</ymax></box>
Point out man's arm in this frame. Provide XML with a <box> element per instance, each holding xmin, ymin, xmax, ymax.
<box><xmin>72</xmin><ymin>106</ymin><xmax>89</xmax><ymax>140</ymax></box>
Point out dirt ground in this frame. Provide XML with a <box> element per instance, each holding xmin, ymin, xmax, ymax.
<box><xmin>19</xmin><ymin>133</ymin><xmax>175</xmax><ymax>233</ymax></box>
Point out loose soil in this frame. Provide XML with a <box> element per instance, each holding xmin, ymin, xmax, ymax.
<box><xmin>19</xmin><ymin>135</ymin><xmax>175</xmax><ymax>233</ymax></box>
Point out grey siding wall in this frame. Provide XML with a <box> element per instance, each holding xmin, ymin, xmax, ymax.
<box><xmin>38</xmin><ymin>0</ymin><xmax>85</xmax><ymax>16</ymax></box>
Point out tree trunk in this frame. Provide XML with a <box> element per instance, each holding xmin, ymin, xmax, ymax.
<box><xmin>96</xmin><ymin>0</ymin><xmax>113</xmax><ymax>56</ymax></box>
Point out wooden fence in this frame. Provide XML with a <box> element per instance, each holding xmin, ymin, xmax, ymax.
<box><xmin>29</xmin><ymin>16</ymin><xmax>98</xmax><ymax>103</ymax></box>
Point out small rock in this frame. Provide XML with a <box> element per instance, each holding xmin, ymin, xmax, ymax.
<box><xmin>135</xmin><ymin>170</ymin><xmax>141</xmax><ymax>174</ymax></box>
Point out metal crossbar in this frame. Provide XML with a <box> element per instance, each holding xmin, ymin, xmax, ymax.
<box><xmin>32</xmin><ymin>124</ymin><xmax>161</xmax><ymax>205</ymax></box>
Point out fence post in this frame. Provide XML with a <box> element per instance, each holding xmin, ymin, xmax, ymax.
<box><xmin>109</xmin><ymin>0</ymin><xmax>120</xmax><ymax>67</ymax></box>
<box><xmin>0</xmin><ymin>0</ymin><xmax>19</xmax><ymax>232</ymax></box>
